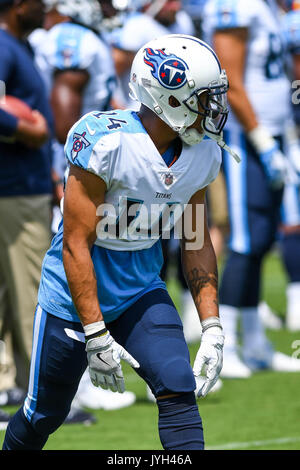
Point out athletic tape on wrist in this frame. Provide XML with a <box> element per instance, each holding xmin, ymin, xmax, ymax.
<box><xmin>201</xmin><ymin>316</ymin><xmax>223</xmax><ymax>333</ymax></box>
<box><xmin>247</xmin><ymin>125</ymin><xmax>276</xmax><ymax>154</ymax></box>
<box><xmin>83</xmin><ymin>321</ymin><xmax>107</xmax><ymax>341</ymax></box>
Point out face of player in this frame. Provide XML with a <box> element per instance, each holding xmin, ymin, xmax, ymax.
<box><xmin>185</xmin><ymin>90</ymin><xmax>208</xmax><ymax>135</ymax></box>
<box><xmin>155</xmin><ymin>0</ymin><xmax>181</xmax><ymax>27</ymax></box>
<box><xmin>99</xmin><ymin>0</ymin><xmax>118</xmax><ymax>18</ymax></box>
<box><xmin>17</xmin><ymin>0</ymin><xmax>45</xmax><ymax>34</ymax></box>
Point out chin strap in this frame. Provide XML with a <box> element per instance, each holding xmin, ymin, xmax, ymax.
<box><xmin>210</xmin><ymin>132</ymin><xmax>241</xmax><ymax>163</ymax></box>
<box><xmin>180</xmin><ymin>127</ymin><xmax>241</xmax><ymax>163</ymax></box>
<box><xmin>203</xmin><ymin>119</ymin><xmax>241</xmax><ymax>163</ymax></box>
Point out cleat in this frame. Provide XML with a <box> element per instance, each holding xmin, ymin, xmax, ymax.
<box><xmin>270</xmin><ymin>352</ymin><xmax>300</xmax><ymax>372</ymax></box>
<box><xmin>220</xmin><ymin>350</ymin><xmax>252</xmax><ymax>378</ymax></box>
<box><xmin>75</xmin><ymin>370</ymin><xmax>136</xmax><ymax>410</ymax></box>
<box><xmin>208</xmin><ymin>378</ymin><xmax>223</xmax><ymax>393</ymax></box>
<box><xmin>64</xmin><ymin>406</ymin><xmax>96</xmax><ymax>426</ymax></box>
<box><xmin>0</xmin><ymin>388</ymin><xmax>26</xmax><ymax>407</ymax></box>
<box><xmin>0</xmin><ymin>408</ymin><xmax>11</xmax><ymax>431</ymax></box>
<box><xmin>195</xmin><ymin>377</ymin><xmax>223</xmax><ymax>397</ymax></box>
<box><xmin>243</xmin><ymin>346</ymin><xmax>300</xmax><ymax>372</ymax></box>
<box><xmin>286</xmin><ymin>314</ymin><xmax>300</xmax><ymax>332</ymax></box>
<box><xmin>258</xmin><ymin>302</ymin><xmax>283</xmax><ymax>330</ymax></box>
<box><xmin>286</xmin><ymin>283</ymin><xmax>300</xmax><ymax>331</ymax></box>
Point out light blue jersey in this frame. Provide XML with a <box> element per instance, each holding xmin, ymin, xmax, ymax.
<box><xmin>38</xmin><ymin>109</ymin><xmax>221</xmax><ymax>323</ymax></box>
<box><xmin>203</xmin><ymin>0</ymin><xmax>290</xmax><ymax>136</ymax></box>
<box><xmin>38</xmin><ymin>219</ymin><xmax>165</xmax><ymax>323</ymax></box>
<box><xmin>34</xmin><ymin>22</ymin><xmax>116</xmax><ymax>114</ymax></box>
<box><xmin>282</xmin><ymin>9</ymin><xmax>300</xmax><ymax>54</ymax></box>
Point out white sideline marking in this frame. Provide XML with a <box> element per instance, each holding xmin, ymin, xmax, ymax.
<box><xmin>206</xmin><ymin>436</ymin><xmax>300</xmax><ymax>450</ymax></box>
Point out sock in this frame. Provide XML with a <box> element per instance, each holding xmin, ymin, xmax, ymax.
<box><xmin>241</xmin><ymin>306</ymin><xmax>273</xmax><ymax>364</ymax></box>
<box><xmin>219</xmin><ymin>304</ymin><xmax>239</xmax><ymax>351</ymax></box>
<box><xmin>157</xmin><ymin>392</ymin><xmax>204</xmax><ymax>450</ymax></box>
<box><xmin>286</xmin><ymin>282</ymin><xmax>300</xmax><ymax>329</ymax></box>
<box><xmin>2</xmin><ymin>407</ymin><xmax>48</xmax><ymax>450</ymax></box>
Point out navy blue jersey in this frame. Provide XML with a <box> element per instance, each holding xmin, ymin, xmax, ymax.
<box><xmin>0</xmin><ymin>29</ymin><xmax>53</xmax><ymax>197</ymax></box>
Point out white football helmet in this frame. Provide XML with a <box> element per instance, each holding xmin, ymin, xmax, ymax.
<box><xmin>50</xmin><ymin>0</ymin><xmax>103</xmax><ymax>32</ymax></box>
<box><xmin>129</xmin><ymin>34</ymin><xmax>229</xmax><ymax>136</ymax></box>
<box><xmin>129</xmin><ymin>34</ymin><xmax>241</xmax><ymax>161</ymax></box>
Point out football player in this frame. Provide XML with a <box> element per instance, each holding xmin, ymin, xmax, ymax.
<box><xmin>3</xmin><ymin>34</ymin><xmax>232</xmax><ymax>450</ymax></box>
<box><xmin>202</xmin><ymin>0</ymin><xmax>300</xmax><ymax>378</ymax></box>
<box><xmin>279</xmin><ymin>0</ymin><xmax>300</xmax><ymax>331</ymax></box>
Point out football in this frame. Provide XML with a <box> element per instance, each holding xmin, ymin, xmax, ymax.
<box><xmin>0</xmin><ymin>95</ymin><xmax>36</xmax><ymax>123</ymax></box>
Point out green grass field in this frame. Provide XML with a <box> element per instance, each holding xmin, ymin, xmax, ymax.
<box><xmin>1</xmin><ymin>249</ymin><xmax>300</xmax><ymax>450</ymax></box>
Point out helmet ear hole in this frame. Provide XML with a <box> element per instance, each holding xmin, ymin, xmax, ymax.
<box><xmin>169</xmin><ymin>96</ymin><xmax>181</xmax><ymax>108</ymax></box>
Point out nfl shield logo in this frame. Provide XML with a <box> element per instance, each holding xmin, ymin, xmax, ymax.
<box><xmin>164</xmin><ymin>173</ymin><xmax>174</xmax><ymax>186</ymax></box>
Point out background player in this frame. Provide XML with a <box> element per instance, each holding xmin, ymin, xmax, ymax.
<box><xmin>0</xmin><ymin>0</ymin><xmax>53</xmax><ymax>425</ymax></box>
<box><xmin>203</xmin><ymin>0</ymin><xmax>300</xmax><ymax>378</ymax></box>
<box><xmin>279</xmin><ymin>0</ymin><xmax>300</xmax><ymax>331</ymax></box>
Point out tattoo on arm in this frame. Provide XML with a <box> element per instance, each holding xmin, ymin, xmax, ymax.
<box><xmin>186</xmin><ymin>267</ymin><xmax>218</xmax><ymax>310</ymax></box>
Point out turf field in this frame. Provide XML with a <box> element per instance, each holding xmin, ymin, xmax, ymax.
<box><xmin>1</xmin><ymin>249</ymin><xmax>300</xmax><ymax>450</ymax></box>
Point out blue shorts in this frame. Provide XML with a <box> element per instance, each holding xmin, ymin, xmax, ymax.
<box><xmin>281</xmin><ymin>183</ymin><xmax>300</xmax><ymax>226</ymax></box>
<box><xmin>223</xmin><ymin>128</ymin><xmax>283</xmax><ymax>256</ymax></box>
<box><xmin>23</xmin><ymin>290</ymin><xmax>196</xmax><ymax>434</ymax></box>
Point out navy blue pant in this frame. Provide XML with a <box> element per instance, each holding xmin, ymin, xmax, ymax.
<box><xmin>3</xmin><ymin>289</ymin><xmax>201</xmax><ymax>449</ymax></box>
<box><xmin>220</xmin><ymin>129</ymin><xmax>284</xmax><ymax>307</ymax></box>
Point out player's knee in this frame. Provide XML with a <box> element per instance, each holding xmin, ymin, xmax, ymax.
<box><xmin>158</xmin><ymin>358</ymin><xmax>196</xmax><ymax>396</ymax></box>
<box><xmin>33</xmin><ymin>412</ymin><xmax>68</xmax><ymax>436</ymax></box>
<box><xmin>251</xmin><ymin>240</ymin><xmax>272</xmax><ymax>257</ymax></box>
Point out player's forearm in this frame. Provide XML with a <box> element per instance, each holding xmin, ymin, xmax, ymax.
<box><xmin>227</xmin><ymin>84</ymin><xmax>258</xmax><ymax>133</ymax></box>
<box><xmin>181</xmin><ymin>242</ymin><xmax>219</xmax><ymax>321</ymax></box>
<box><xmin>52</xmin><ymin>101</ymin><xmax>81</xmax><ymax>144</ymax></box>
<box><xmin>63</xmin><ymin>241</ymin><xmax>103</xmax><ymax>326</ymax></box>
<box><xmin>51</xmin><ymin>86</ymin><xmax>83</xmax><ymax>143</ymax></box>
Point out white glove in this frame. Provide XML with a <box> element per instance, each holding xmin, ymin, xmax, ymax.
<box><xmin>193</xmin><ymin>318</ymin><xmax>224</xmax><ymax>398</ymax></box>
<box><xmin>247</xmin><ymin>125</ymin><xmax>291</xmax><ymax>189</ymax></box>
<box><xmin>85</xmin><ymin>328</ymin><xmax>140</xmax><ymax>393</ymax></box>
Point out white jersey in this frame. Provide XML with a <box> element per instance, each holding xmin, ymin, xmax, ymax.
<box><xmin>202</xmin><ymin>0</ymin><xmax>290</xmax><ymax>136</ymax></box>
<box><xmin>34</xmin><ymin>22</ymin><xmax>116</xmax><ymax>115</ymax></box>
<box><xmin>64</xmin><ymin>109</ymin><xmax>221</xmax><ymax>251</ymax></box>
<box><xmin>112</xmin><ymin>11</ymin><xmax>195</xmax><ymax>108</ymax></box>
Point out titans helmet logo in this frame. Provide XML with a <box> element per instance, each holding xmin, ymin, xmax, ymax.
<box><xmin>144</xmin><ymin>48</ymin><xmax>188</xmax><ymax>90</ymax></box>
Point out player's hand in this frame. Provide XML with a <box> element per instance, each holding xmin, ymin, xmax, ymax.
<box><xmin>86</xmin><ymin>330</ymin><xmax>140</xmax><ymax>393</ymax></box>
<box><xmin>248</xmin><ymin>125</ymin><xmax>289</xmax><ymax>189</ymax></box>
<box><xmin>193</xmin><ymin>325</ymin><xmax>224</xmax><ymax>398</ymax></box>
<box><xmin>15</xmin><ymin>110</ymin><xmax>49</xmax><ymax>149</ymax></box>
<box><xmin>258</xmin><ymin>144</ymin><xmax>288</xmax><ymax>189</ymax></box>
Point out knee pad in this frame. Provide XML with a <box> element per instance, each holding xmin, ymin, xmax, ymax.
<box><xmin>156</xmin><ymin>357</ymin><xmax>196</xmax><ymax>397</ymax></box>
